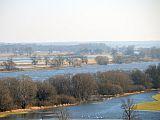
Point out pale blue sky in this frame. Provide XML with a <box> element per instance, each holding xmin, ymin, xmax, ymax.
<box><xmin>0</xmin><ymin>0</ymin><xmax>160</xmax><ymax>43</ymax></box>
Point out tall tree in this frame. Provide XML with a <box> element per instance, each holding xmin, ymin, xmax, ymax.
<box><xmin>55</xmin><ymin>107</ymin><xmax>70</xmax><ymax>120</ymax></box>
<box><xmin>2</xmin><ymin>77</ymin><xmax>19</xmax><ymax>105</ymax></box>
<box><xmin>71</xmin><ymin>73</ymin><xmax>97</xmax><ymax>100</ymax></box>
<box><xmin>145</xmin><ymin>64</ymin><xmax>160</xmax><ymax>88</ymax></box>
<box><xmin>0</xmin><ymin>80</ymin><xmax>13</xmax><ymax>111</ymax></box>
<box><xmin>121</xmin><ymin>99</ymin><xmax>140</xmax><ymax>120</ymax></box>
<box><xmin>131</xmin><ymin>70</ymin><xmax>152</xmax><ymax>89</ymax></box>
<box><xmin>36</xmin><ymin>81</ymin><xmax>56</xmax><ymax>106</ymax></box>
<box><xmin>48</xmin><ymin>75</ymin><xmax>72</xmax><ymax>96</ymax></box>
<box><xmin>17</xmin><ymin>76</ymin><xmax>37</xmax><ymax>109</ymax></box>
<box><xmin>97</xmin><ymin>71</ymin><xmax>132</xmax><ymax>92</ymax></box>
<box><xmin>44</xmin><ymin>56</ymin><xmax>50</xmax><ymax>66</ymax></box>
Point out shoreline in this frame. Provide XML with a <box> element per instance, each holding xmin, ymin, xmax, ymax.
<box><xmin>0</xmin><ymin>63</ymin><xmax>96</xmax><ymax>73</ymax></box>
<box><xmin>0</xmin><ymin>90</ymin><xmax>155</xmax><ymax>118</ymax></box>
<box><xmin>0</xmin><ymin>60</ymin><xmax>159</xmax><ymax>73</ymax></box>
<box><xmin>0</xmin><ymin>103</ymin><xmax>78</xmax><ymax>118</ymax></box>
<box><xmin>95</xmin><ymin>90</ymin><xmax>149</xmax><ymax>102</ymax></box>
<box><xmin>136</xmin><ymin>91</ymin><xmax>160</xmax><ymax>111</ymax></box>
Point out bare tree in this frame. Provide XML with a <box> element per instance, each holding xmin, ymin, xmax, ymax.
<box><xmin>81</xmin><ymin>56</ymin><xmax>88</xmax><ymax>64</ymax></box>
<box><xmin>17</xmin><ymin>76</ymin><xmax>37</xmax><ymax>109</ymax></box>
<box><xmin>57</xmin><ymin>55</ymin><xmax>65</xmax><ymax>66</ymax></box>
<box><xmin>49</xmin><ymin>56</ymin><xmax>64</xmax><ymax>67</ymax></box>
<box><xmin>73</xmin><ymin>58</ymin><xmax>82</xmax><ymax>67</ymax></box>
<box><xmin>55</xmin><ymin>107</ymin><xmax>70</xmax><ymax>120</ymax></box>
<box><xmin>0</xmin><ymin>80</ymin><xmax>13</xmax><ymax>111</ymax></box>
<box><xmin>66</xmin><ymin>57</ymin><xmax>73</xmax><ymax>66</ymax></box>
<box><xmin>72</xmin><ymin>73</ymin><xmax>97</xmax><ymax>100</ymax></box>
<box><xmin>121</xmin><ymin>99</ymin><xmax>140</xmax><ymax>120</ymax></box>
<box><xmin>31</xmin><ymin>56</ymin><xmax>38</xmax><ymax>65</ymax></box>
<box><xmin>1</xmin><ymin>58</ymin><xmax>16</xmax><ymax>71</ymax></box>
<box><xmin>44</xmin><ymin>56</ymin><xmax>50</xmax><ymax>66</ymax></box>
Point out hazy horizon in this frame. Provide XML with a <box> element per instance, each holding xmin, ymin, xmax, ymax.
<box><xmin>0</xmin><ymin>0</ymin><xmax>160</xmax><ymax>43</ymax></box>
<box><xmin>0</xmin><ymin>40</ymin><xmax>160</xmax><ymax>44</ymax></box>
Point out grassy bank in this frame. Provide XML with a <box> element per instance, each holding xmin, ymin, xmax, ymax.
<box><xmin>0</xmin><ymin>111</ymin><xmax>28</xmax><ymax>118</ymax></box>
<box><xmin>136</xmin><ymin>93</ymin><xmax>160</xmax><ymax>111</ymax></box>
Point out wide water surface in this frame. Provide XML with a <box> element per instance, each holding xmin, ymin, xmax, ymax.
<box><xmin>0</xmin><ymin>61</ymin><xmax>159</xmax><ymax>80</ymax></box>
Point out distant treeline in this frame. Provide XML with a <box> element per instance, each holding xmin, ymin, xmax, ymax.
<box><xmin>0</xmin><ymin>43</ymin><xmax>109</xmax><ymax>55</ymax></box>
<box><xmin>0</xmin><ymin>64</ymin><xmax>160</xmax><ymax>112</ymax></box>
<box><xmin>0</xmin><ymin>43</ymin><xmax>160</xmax><ymax>59</ymax></box>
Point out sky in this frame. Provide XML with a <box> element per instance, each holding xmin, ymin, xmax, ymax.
<box><xmin>0</xmin><ymin>0</ymin><xmax>160</xmax><ymax>43</ymax></box>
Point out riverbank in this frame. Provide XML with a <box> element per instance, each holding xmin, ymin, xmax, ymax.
<box><xmin>0</xmin><ymin>62</ymin><xmax>96</xmax><ymax>73</ymax></box>
<box><xmin>0</xmin><ymin>65</ymin><xmax>85</xmax><ymax>73</ymax></box>
<box><xmin>0</xmin><ymin>60</ymin><xmax>159</xmax><ymax>74</ymax></box>
<box><xmin>136</xmin><ymin>92</ymin><xmax>160</xmax><ymax>111</ymax></box>
<box><xmin>105</xmin><ymin>91</ymin><xmax>148</xmax><ymax>101</ymax></box>
<box><xmin>0</xmin><ymin>90</ymin><xmax>149</xmax><ymax>118</ymax></box>
<box><xmin>0</xmin><ymin>89</ymin><xmax>158</xmax><ymax>118</ymax></box>
<box><xmin>0</xmin><ymin>103</ymin><xmax>78</xmax><ymax>118</ymax></box>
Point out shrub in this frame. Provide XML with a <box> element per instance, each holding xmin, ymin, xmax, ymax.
<box><xmin>95</xmin><ymin>56</ymin><xmax>109</xmax><ymax>65</ymax></box>
<box><xmin>55</xmin><ymin>95</ymin><xmax>76</xmax><ymax>105</ymax></box>
<box><xmin>127</xmin><ymin>85</ymin><xmax>145</xmax><ymax>92</ymax></box>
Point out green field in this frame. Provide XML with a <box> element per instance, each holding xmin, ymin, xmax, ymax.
<box><xmin>136</xmin><ymin>93</ymin><xmax>160</xmax><ymax>111</ymax></box>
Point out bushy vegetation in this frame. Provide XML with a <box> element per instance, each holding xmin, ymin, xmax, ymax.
<box><xmin>1</xmin><ymin>58</ymin><xmax>17</xmax><ymax>71</ymax></box>
<box><xmin>95</xmin><ymin>56</ymin><xmax>109</xmax><ymax>65</ymax></box>
<box><xmin>0</xmin><ymin>64</ymin><xmax>160</xmax><ymax>112</ymax></box>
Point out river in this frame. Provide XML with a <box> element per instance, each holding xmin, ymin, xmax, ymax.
<box><xmin>0</xmin><ymin>61</ymin><xmax>159</xmax><ymax>80</ymax></box>
<box><xmin>3</xmin><ymin>91</ymin><xmax>160</xmax><ymax>120</ymax></box>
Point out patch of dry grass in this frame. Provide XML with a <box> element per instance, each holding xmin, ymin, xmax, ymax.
<box><xmin>136</xmin><ymin>93</ymin><xmax>160</xmax><ymax>111</ymax></box>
